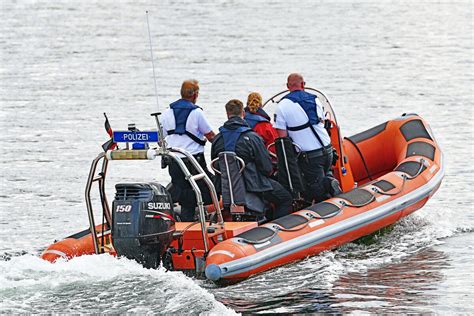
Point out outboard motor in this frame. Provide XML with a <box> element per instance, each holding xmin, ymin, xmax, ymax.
<box><xmin>112</xmin><ymin>182</ymin><xmax>175</xmax><ymax>268</ymax></box>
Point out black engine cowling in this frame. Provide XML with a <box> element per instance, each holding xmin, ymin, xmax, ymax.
<box><xmin>112</xmin><ymin>182</ymin><xmax>175</xmax><ymax>268</ymax></box>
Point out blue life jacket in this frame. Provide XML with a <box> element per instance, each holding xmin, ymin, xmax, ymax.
<box><xmin>219</xmin><ymin>126</ymin><xmax>252</xmax><ymax>152</ymax></box>
<box><xmin>283</xmin><ymin>90</ymin><xmax>325</xmax><ymax>146</ymax></box>
<box><xmin>283</xmin><ymin>90</ymin><xmax>319</xmax><ymax>125</ymax></box>
<box><xmin>244</xmin><ymin>111</ymin><xmax>269</xmax><ymax>129</ymax></box>
<box><xmin>168</xmin><ymin>99</ymin><xmax>206</xmax><ymax>146</ymax></box>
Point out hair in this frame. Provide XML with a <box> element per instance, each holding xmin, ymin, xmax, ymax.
<box><xmin>225</xmin><ymin>99</ymin><xmax>244</xmax><ymax>117</ymax></box>
<box><xmin>247</xmin><ymin>92</ymin><xmax>262</xmax><ymax>113</ymax></box>
<box><xmin>180</xmin><ymin>79</ymin><xmax>199</xmax><ymax>99</ymax></box>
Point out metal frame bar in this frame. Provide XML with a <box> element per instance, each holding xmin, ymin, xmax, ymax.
<box><xmin>166</xmin><ymin>147</ymin><xmax>223</xmax><ymax>253</ymax></box>
<box><xmin>85</xmin><ymin>152</ymin><xmax>109</xmax><ymax>254</ymax></box>
<box><xmin>262</xmin><ymin>87</ymin><xmax>345</xmax><ymax>174</ymax></box>
<box><xmin>84</xmin><ymin>147</ymin><xmax>223</xmax><ymax>255</ymax></box>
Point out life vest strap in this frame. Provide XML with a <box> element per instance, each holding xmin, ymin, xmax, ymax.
<box><xmin>283</xmin><ymin>91</ymin><xmax>326</xmax><ymax>147</ymax></box>
<box><xmin>287</xmin><ymin>121</ymin><xmax>311</xmax><ymax>132</ymax></box>
<box><xmin>287</xmin><ymin>120</ymin><xmax>325</xmax><ymax>148</ymax></box>
<box><xmin>167</xmin><ymin>129</ymin><xmax>206</xmax><ymax>146</ymax></box>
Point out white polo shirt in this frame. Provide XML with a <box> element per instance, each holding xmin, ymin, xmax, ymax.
<box><xmin>273</xmin><ymin>97</ymin><xmax>330</xmax><ymax>152</ymax></box>
<box><xmin>161</xmin><ymin>107</ymin><xmax>213</xmax><ymax>155</ymax></box>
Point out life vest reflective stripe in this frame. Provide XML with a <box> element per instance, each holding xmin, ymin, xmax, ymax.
<box><xmin>244</xmin><ymin>111</ymin><xmax>269</xmax><ymax>129</ymax></box>
<box><xmin>219</xmin><ymin>126</ymin><xmax>252</xmax><ymax>152</ymax></box>
<box><xmin>167</xmin><ymin>99</ymin><xmax>206</xmax><ymax>146</ymax></box>
<box><xmin>283</xmin><ymin>90</ymin><xmax>324</xmax><ymax>147</ymax></box>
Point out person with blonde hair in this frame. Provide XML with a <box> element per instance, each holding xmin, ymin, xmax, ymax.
<box><xmin>244</xmin><ymin>92</ymin><xmax>278</xmax><ymax>155</ymax></box>
<box><xmin>160</xmin><ymin>79</ymin><xmax>215</xmax><ymax>221</ymax></box>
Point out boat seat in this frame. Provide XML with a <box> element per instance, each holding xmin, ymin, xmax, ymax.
<box><xmin>272</xmin><ymin>214</ymin><xmax>308</xmax><ymax>230</ymax></box>
<box><xmin>400</xmin><ymin>119</ymin><xmax>432</xmax><ymax>141</ymax></box>
<box><xmin>66</xmin><ymin>228</ymin><xmax>91</xmax><ymax>240</ymax></box>
<box><xmin>336</xmin><ymin>188</ymin><xmax>374</xmax><ymax>206</ymax></box>
<box><xmin>307</xmin><ymin>202</ymin><xmax>341</xmax><ymax>217</ymax></box>
<box><xmin>372</xmin><ymin>179</ymin><xmax>395</xmax><ymax>192</ymax></box>
<box><xmin>406</xmin><ymin>141</ymin><xmax>435</xmax><ymax>161</ymax></box>
<box><xmin>395</xmin><ymin>161</ymin><xmax>426</xmax><ymax>177</ymax></box>
<box><xmin>237</xmin><ymin>226</ymin><xmax>276</xmax><ymax>242</ymax></box>
<box><xmin>346</xmin><ymin>122</ymin><xmax>387</xmax><ymax>144</ymax></box>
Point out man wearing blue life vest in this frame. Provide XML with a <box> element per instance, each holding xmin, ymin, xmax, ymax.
<box><xmin>274</xmin><ymin>73</ymin><xmax>342</xmax><ymax>203</ymax></box>
<box><xmin>211</xmin><ymin>99</ymin><xmax>292</xmax><ymax>220</ymax></box>
<box><xmin>161</xmin><ymin>79</ymin><xmax>216</xmax><ymax>221</ymax></box>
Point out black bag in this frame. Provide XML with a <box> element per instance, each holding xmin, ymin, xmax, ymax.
<box><xmin>218</xmin><ymin>151</ymin><xmax>264</xmax><ymax>214</ymax></box>
<box><xmin>275</xmin><ymin>137</ymin><xmax>306</xmax><ymax>197</ymax></box>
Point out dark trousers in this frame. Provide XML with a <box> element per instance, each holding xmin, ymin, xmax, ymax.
<box><xmin>298</xmin><ymin>147</ymin><xmax>338</xmax><ymax>203</ymax></box>
<box><xmin>168</xmin><ymin>153</ymin><xmax>214</xmax><ymax>221</ymax></box>
<box><xmin>261</xmin><ymin>178</ymin><xmax>293</xmax><ymax>220</ymax></box>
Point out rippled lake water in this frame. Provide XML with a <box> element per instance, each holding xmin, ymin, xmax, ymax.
<box><xmin>1</xmin><ymin>0</ymin><xmax>473</xmax><ymax>314</ymax></box>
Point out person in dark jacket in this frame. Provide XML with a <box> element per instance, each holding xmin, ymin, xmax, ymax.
<box><xmin>211</xmin><ymin>99</ymin><xmax>292</xmax><ymax>220</ymax></box>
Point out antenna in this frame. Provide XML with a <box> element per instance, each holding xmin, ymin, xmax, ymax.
<box><xmin>146</xmin><ymin>11</ymin><xmax>167</xmax><ymax>148</ymax></box>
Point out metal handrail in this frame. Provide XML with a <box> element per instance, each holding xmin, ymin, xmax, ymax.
<box><xmin>210</xmin><ymin>155</ymin><xmax>246</xmax><ymax>175</ymax></box>
<box><xmin>167</xmin><ymin>148</ymin><xmax>223</xmax><ymax>253</ymax></box>
<box><xmin>262</xmin><ymin>87</ymin><xmax>338</xmax><ymax>125</ymax></box>
<box><xmin>85</xmin><ymin>146</ymin><xmax>223</xmax><ymax>255</ymax></box>
<box><xmin>262</xmin><ymin>87</ymin><xmax>345</xmax><ymax>175</ymax></box>
<box><xmin>85</xmin><ymin>152</ymin><xmax>109</xmax><ymax>254</ymax></box>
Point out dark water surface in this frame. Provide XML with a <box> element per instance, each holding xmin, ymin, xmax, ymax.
<box><xmin>1</xmin><ymin>0</ymin><xmax>473</xmax><ymax>314</ymax></box>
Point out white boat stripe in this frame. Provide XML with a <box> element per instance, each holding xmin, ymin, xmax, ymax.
<box><xmin>254</xmin><ymin>241</ymin><xmax>271</xmax><ymax>249</ymax></box>
<box><xmin>308</xmin><ymin>219</ymin><xmax>325</xmax><ymax>228</ymax></box>
<box><xmin>207</xmin><ymin>250</ymin><xmax>235</xmax><ymax>258</ymax></box>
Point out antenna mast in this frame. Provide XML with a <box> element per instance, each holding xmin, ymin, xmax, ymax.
<box><xmin>146</xmin><ymin>11</ymin><xmax>167</xmax><ymax>148</ymax></box>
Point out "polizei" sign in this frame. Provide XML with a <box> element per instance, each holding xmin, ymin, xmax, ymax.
<box><xmin>113</xmin><ymin>131</ymin><xmax>159</xmax><ymax>142</ymax></box>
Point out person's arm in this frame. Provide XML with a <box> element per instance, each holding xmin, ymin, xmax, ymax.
<box><xmin>197</xmin><ymin>110</ymin><xmax>215</xmax><ymax>142</ymax></box>
<box><xmin>276</xmin><ymin>129</ymin><xmax>287</xmax><ymax>137</ymax></box>
<box><xmin>211</xmin><ymin>134</ymin><xmax>222</xmax><ymax>160</ymax></box>
<box><xmin>160</xmin><ymin>110</ymin><xmax>170</xmax><ymax>137</ymax></box>
<box><xmin>273</xmin><ymin>103</ymin><xmax>288</xmax><ymax>138</ymax></box>
<box><xmin>255</xmin><ymin>123</ymin><xmax>279</xmax><ymax>154</ymax></box>
<box><xmin>254</xmin><ymin>123</ymin><xmax>271</xmax><ymax>146</ymax></box>
<box><xmin>205</xmin><ymin>131</ymin><xmax>215</xmax><ymax>142</ymax></box>
<box><xmin>266</xmin><ymin>126</ymin><xmax>279</xmax><ymax>155</ymax></box>
<box><xmin>210</xmin><ymin>137</ymin><xmax>217</xmax><ymax>160</ymax></box>
<box><xmin>251</xmin><ymin>135</ymin><xmax>273</xmax><ymax>176</ymax></box>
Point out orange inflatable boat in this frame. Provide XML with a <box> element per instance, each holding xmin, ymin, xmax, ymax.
<box><xmin>205</xmin><ymin>113</ymin><xmax>443</xmax><ymax>282</ymax></box>
<box><xmin>41</xmin><ymin>90</ymin><xmax>443</xmax><ymax>284</ymax></box>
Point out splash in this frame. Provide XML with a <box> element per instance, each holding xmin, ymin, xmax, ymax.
<box><xmin>0</xmin><ymin>254</ymin><xmax>237</xmax><ymax>315</ymax></box>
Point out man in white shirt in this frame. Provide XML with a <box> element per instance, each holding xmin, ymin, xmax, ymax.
<box><xmin>161</xmin><ymin>79</ymin><xmax>215</xmax><ymax>221</ymax></box>
<box><xmin>274</xmin><ymin>73</ymin><xmax>342</xmax><ymax>203</ymax></box>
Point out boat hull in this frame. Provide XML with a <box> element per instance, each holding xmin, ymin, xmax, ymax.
<box><xmin>205</xmin><ymin>114</ymin><xmax>444</xmax><ymax>282</ymax></box>
<box><xmin>41</xmin><ymin>114</ymin><xmax>444</xmax><ymax>284</ymax></box>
